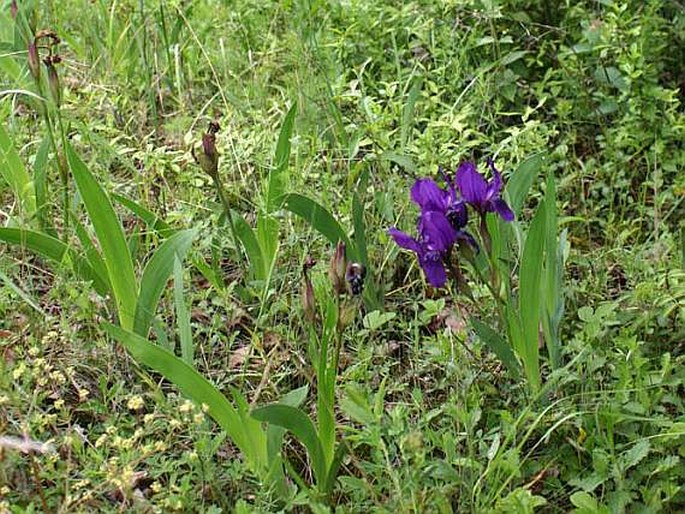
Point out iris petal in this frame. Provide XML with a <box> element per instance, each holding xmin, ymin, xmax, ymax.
<box><xmin>388</xmin><ymin>228</ymin><xmax>420</xmax><ymax>252</ymax></box>
<box><xmin>411</xmin><ymin>179</ymin><xmax>448</xmax><ymax>212</ymax></box>
<box><xmin>491</xmin><ymin>198</ymin><xmax>514</xmax><ymax>221</ymax></box>
<box><xmin>456</xmin><ymin>161</ymin><xmax>487</xmax><ymax>207</ymax></box>
<box><xmin>420</xmin><ymin>253</ymin><xmax>448</xmax><ymax>287</ymax></box>
<box><xmin>420</xmin><ymin>211</ymin><xmax>457</xmax><ymax>251</ymax></box>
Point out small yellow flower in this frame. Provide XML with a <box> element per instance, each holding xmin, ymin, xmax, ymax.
<box><xmin>151</xmin><ymin>481</ymin><xmax>162</xmax><ymax>493</ymax></box>
<box><xmin>54</xmin><ymin>398</ymin><xmax>65</xmax><ymax>410</ymax></box>
<box><xmin>12</xmin><ymin>363</ymin><xmax>26</xmax><ymax>380</ymax></box>
<box><xmin>179</xmin><ymin>400</ymin><xmax>194</xmax><ymax>413</ymax></box>
<box><xmin>78</xmin><ymin>389</ymin><xmax>90</xmax><ymax>402</ymax></box>
<box><xmin>127</xmin><ymin>395</ymin><xmax>144</xmax><ymax>411</ymax></box>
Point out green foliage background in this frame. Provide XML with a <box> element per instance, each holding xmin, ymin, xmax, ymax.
<box><xmin>0</xmin><ymin>0</ymin><xmax>683</xmax><ymax>512</ymax></box>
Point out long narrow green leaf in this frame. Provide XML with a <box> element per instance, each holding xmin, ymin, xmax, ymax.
<box><xmin>0</xmin><ymin>122</ymin><xmax>36</xmax><ymax>216</ymax></box>
<box><xmin>472</xmin><ymin>319</ymin><xmax>520</xmax><ymax>378</ymax></box>
<box><xmin>134</xmin><ymin>228</ymin><xmax>197</xmax><ymax>337</ymax></box>
<box><xmin>505</xmin><ymin>153</ymin><xmax>543</xmax><ymax>217</ymax></box>
<box><xmin>112</xmin><ymin>193</ymin><xmax>175</xmax><ymax>238</ymax></box>
<box><xmin>400</xmin><ymin>78</ymin><xmax>422</xmax><ymax>150</ymax></box>
<box><xmin>72</xmin><ymin>218</ymin><xmax>110</xmax><ymax>294</ymax></box>
<box><xmin>0</xmin><ymin>228</ymin><xmax>109</xmax><ymax>295</ymax></box>
<box><xmin>542</xmin><ymin>171</ymin><xmax>561</xmax><ymax>368</ymax></box>
<box><xmin>0</xmin><ymin>269</ymin><xmax>45</xmax><ymax>314</ymax></box>
<box><xmin>33</xmin><ymin>136</ymin><xmax>50</xmax><ymax>231</ymax></box>
<box><xmin>232</xmin><ymin>212</ymin><xmax>266</xmax><ymax>281</ymax></box>
<box><xmin>104</xmin><ymin>324</ymin><xmax>265</xmax><ymax>472</ymax></box>
<box><xmin>251</xmin><ymin>404</ymin><xmax>327</xmax><ymax>487</ymax></box>
<box><xmin>266</xmin><ymin>102</ymin><xmax>297</xmax><ymax>211</ymax></box>
<box><xmin>518</xmin><ymin>200</ymin><xmax>547</xmax><ymax>392</ymax></box>
<box><xmin>173</xmin><ymin>256</ymin><xmax>193</xmax><ymax>366</ymax></box>
<box><xmin>67</xmin><ymin>143</ymin><xmax>138</xmax><ymax>330</ymax></box>
<box><xmin>283</xmin><ymin>193</ymin><xmax>353</xmax><ymax>254</ymax></box>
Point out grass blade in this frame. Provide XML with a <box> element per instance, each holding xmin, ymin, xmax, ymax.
<box><xmin>67</xmin><ymin>143</ymin><xmax>138</xmax><ymax>330</ymax></box>
<box><xmin>134</xmin><ymin>228</ymin><xmax>197</xmax><ymax>337</ymax></box>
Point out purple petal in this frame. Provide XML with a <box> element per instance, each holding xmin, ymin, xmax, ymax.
<box><xmin>410</xmin><ymin>179</ymin><xmax>448</xmax><ymax>212</ymax></box>
<box><xmin>388</xmin><ymin>228</ymin><xmax>420</xmax><ymax>252</ymax></box>
<box><xmin>419</xmin><ymin>253</ymin><xmax>448</xmax><ymax>287</ymax></box>
<box><xmin>419</xmin><ymin>211</ymin><xmax>457</xmax><ymax>251</ymax></box>
<box><xmin>491</xmin><ymin>198</ymin><xmax>514</xmax><ymax>221</ymax></box>
<box><xmin>456</xmin><ymin>161</ymin><xmax>487</xmax><ymax>207</ymax></box>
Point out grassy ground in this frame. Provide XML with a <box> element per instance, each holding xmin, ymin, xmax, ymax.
<box><xmin>1</xmin><ymin>0</ymin><xmax>684</xmax><ymax>512</ymax></box>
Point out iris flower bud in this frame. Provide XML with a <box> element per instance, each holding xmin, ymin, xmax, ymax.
<box><xmin>44</xmin><ymin>55</ymin><xmax>62</xmax><ymax>106</ymax></box>
<box><xmin>27</xmin><ymin>41</ymin><xmax>40</xmax><ymax>81</ymax></box>
<box><xmin>302</xmin><ymin>257</ymin><xmax>317</xmax><ymax>323</ymax></box>
<box><xmin>329</xmin><ymin>241</ymin><xmax>347</xmax><ymax>295</ymax></box>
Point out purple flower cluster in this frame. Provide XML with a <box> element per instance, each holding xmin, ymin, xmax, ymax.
<box><xmin>388</xmin><ymin>159</ymin><xmax>514</xmax><ymax>288</ymax></box>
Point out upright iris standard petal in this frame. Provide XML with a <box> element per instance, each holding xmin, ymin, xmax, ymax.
<box><xmin>455</xmin><ymin>159</ymin><xmax>514</xmax><ymax>222</ymax></box>
<box><xmin>456</xmin><ymin>162</ymin><xmax>488</xmax><ymax>207</ymax></box>
<box><xmin>411</xmin><ymin>179</ymin><xmax>449</xmax><ymax>212</ymax></box>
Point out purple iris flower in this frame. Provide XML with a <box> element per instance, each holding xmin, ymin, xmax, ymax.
<box><xmin>455</xmin><ymin>160</ymin><xmax>514</xmax><ymax>222</ymax></box>
<box><xmin>388</xmin><ymin>176</ymin><xmax>474</xmax><ymax>288</ymax></box>
<box><xmin>388</xmin><ymin>212</ymin><xmax>454</xmax><ymax>287</ymax></box>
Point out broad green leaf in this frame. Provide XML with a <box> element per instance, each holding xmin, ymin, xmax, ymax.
<box><xmin>505</xmin><ymin>153</ymin><xmax>543</xmax><ymax>217</ymax></box>
<box><xmin>0</xmin><ymin>122</ymin><xmax>36</xmax><ymax>216</ymax></box>
<box><xmin>67</xmin><ymin>143</ymin><xmax>138</xmax><ymax>330</ymax></box>
<box><xmin>283</xmin><ymin>193</ymin><xmax>353</xmax><ymax>255</ymax></box>
<box><xmin>251</xmin><ymin>404</ymin><xmax>327</xmax><ymax>487</ymax></box>
<box><xmin>472</xmin><ymin>318</ymin><xmax>521</xmax><ymax>378</ymax></box>
<box><xmin>266</xmin><ymin>386</ymin><xmax>309</xmax><ymax>466</ymax></box>
<box><xmin>173</xmin><ymin>256</ymin><xmax>193</xmax><ymax>366</ymax></box>
<box><xmin>104</xmin><ymin>324</ymin><xmax>266</xmax><ymax>473</ymax></box>
<box><xmin>266</xmin><ymin>102</ymin><xmax>297</xmax><ymax>211</ymax></box>
<box><xmin>0</xmin><ymin>228</ymin><xmax>109</xmax><ymax>294</ymax></box>
<box><xmin>518</xmin><ymin>200</ymin><xmax>547</xmax><ymax>392</ymax></box>
<box><xmin>134</xmin><ymin>228</ymin><xmax>197</xmax><ymax>337</ymax></box>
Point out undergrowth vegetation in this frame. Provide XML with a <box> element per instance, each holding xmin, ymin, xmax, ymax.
<box><xmin>1</xmin><ymin>0</ymin><xmax>683</xmax><ymax>512</ymax></box>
